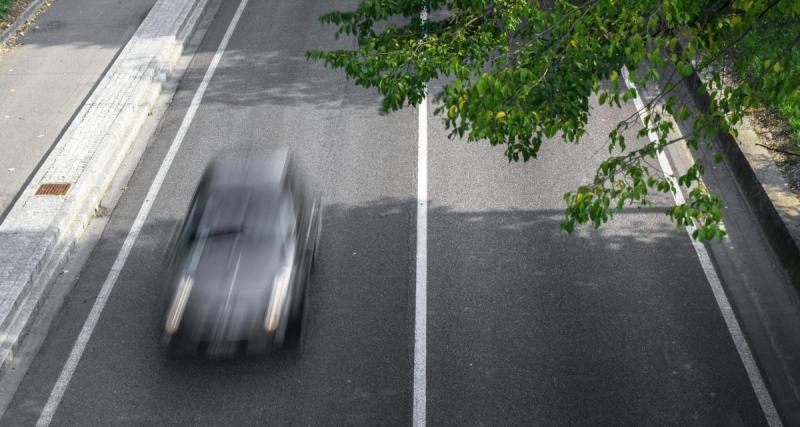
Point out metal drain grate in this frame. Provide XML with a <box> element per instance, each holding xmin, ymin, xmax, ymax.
<box><xmin>35</xmin><ymin>182</ymin><xmax>71</xmax><ymax>196</ymax></box>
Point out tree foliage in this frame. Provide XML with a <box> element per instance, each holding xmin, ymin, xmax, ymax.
<box><xmin>308</xmin><ymin>0</ymin><xmax>800</xmax><ymax>240</ymax></box>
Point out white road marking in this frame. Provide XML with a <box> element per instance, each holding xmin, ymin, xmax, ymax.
<box><xmin>413</xmin><ymin>10</ymin><xmax>428</xmax><ymax>427</ymax></box>
<box><xmin>622</xmin><ymin>67</ymin><xmax>782</xmax><ymax>427</ymax></box>
<box><xmin>35</xmin><ymin>1</ymin><xmax>250</xmax><ymax>425</ymax></box>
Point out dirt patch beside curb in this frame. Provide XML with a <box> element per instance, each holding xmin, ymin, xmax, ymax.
<box><xmin>750</xmin><ymin>108</ymin><xmax>800</xmax><ymax>197</ymax></box>
<box><xmin>0</xmin><ymin>0</ymin><xmax>34</xmax><ymax>31</ymax></box>
<box><xmin>0</xmin><ymin>0</ymin><xmax>54</xmax><ymax>55</ymax></box>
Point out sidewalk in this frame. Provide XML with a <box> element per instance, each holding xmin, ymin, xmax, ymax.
<box><xmin>0</xmin><ymin>0</ymin><xmax>207</xmax><ymax>377</ymax></box>
<box><xmin>0</xmin><ymin>0</ymin><xmax>157</xmax><ymax>219</ymax></box>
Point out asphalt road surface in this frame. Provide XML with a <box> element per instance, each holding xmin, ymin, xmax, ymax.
<box><xmin>2</xmin><ymin>0</ymin><xmax>794</xmax><ymax>425</ymax></box>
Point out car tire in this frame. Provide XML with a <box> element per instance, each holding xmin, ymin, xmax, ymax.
<box><xmin>286</xmin><ymin>274</ymin><xmax>312</xmax><ymax>350</ymax></box>
<box><xmin>311</xmin><ymin>201</ymin><xmax>322</xmax><ymax>270</ymax></box>
<box><xmin>285</xmin><ymin>302</ymin><xmax>304</xmax><ymax>349</ymax></box>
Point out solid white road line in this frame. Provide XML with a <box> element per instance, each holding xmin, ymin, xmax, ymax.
<box><xmin>413</xmin><ymin>11</ymin><xmax>428</xmax><ymax>427</ymax></box>
<box><xmin>622</xmin><ymin>67</ymin><xmax>782</xmax><ymax>427</ymax></box>
<box><xmin>34</xmin><ymin>1</ymin><xmax>250</xmax><ymax>425</ymax></box>
<box><xmin>413</xmin><ymin>80</ymin><xmax>428</xmax><ymax>427</ymax></box>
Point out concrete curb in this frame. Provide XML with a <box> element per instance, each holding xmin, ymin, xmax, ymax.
<box><xmin>0</xmin><ymin>0</ymin><xmax>50</xmax><ymax>47</ymax></box>
<box><xmin>683</xmin><ymin>70</ymin><xmax>800</xmax><ymax>287</ymax></box>
<box><xmin>0</xmin><ymin>0</ymin><xmax>208</xmax><ymax>374</ymax></box>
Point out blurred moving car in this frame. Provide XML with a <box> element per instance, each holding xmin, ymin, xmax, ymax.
<box><xmin>160</xmin><ymin>150</ymin><xmax>321</xmax><ymax>358</ymax></box>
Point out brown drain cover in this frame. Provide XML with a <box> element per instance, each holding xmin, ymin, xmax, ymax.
<box><xmin>36</xmin><ymin>182</ymin><xmax>71</xmax><ymax>196</ymax></box>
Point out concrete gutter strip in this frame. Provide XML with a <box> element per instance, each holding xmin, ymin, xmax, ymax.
<box><xmin>0</xmin><ymin>0</ymin><xmax>208</xmax><ymax>371</ymax></box>
<box><xmin>683</xmin><ymin>71</ymin><xmax>800</xmax><ymax>287</ymax></box>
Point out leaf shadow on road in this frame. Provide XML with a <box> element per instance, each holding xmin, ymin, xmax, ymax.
<box><xmin>195</xmin><ymin>49</ymin><xmax>386</xmax><ymax>111</ymax></box>
<box><xmin>182</xmin><ymin>0</ymin><xmax>395</xmax><ymax>112</ymax></box>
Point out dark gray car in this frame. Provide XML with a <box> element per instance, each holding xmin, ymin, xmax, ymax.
<box><xmin>160</xmin><ymin>151</ymin><xmax>321</xmax><ymax>358</ymax></box>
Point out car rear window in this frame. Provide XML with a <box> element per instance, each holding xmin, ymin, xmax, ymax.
<box><xmin>196</xmin><ymin>188</ymin><xmax>291</xmax><ymax>240</ymax></box>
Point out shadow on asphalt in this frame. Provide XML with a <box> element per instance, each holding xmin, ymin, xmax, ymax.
<box><xmin>2</xmin><ymin>189</ymin><xmax>768</xmax><ymax>425</ymax></box>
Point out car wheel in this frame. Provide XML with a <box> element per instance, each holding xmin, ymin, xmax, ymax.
<box><xmin>285</xmin><ymin>299</ymin><xmax>304</xmax><ymax>348</ymax></box>
<box><xmin>312</xmin><ymin>201</ymin><xmax>322</xmax><ymax>269</ymax></box>
<box><xmin>297</xmin><ymin>285</ymin><xmax>311</xmax><ymax>353</ymax></box>
<box><xmin>286</xmin><ymin>273</ymin><xmax>311</xmax><ymax>349</ymax></box>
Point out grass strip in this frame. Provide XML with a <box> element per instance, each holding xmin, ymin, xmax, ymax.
<box><xmin>0</xmin><ymin>0</ymin><xmax>11</xmax><ymax>20</ymax></box>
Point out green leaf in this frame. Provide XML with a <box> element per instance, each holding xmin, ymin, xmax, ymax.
<box><xmin>623</xmin><ymin>88</ymin><xmax>637</xmax><ymax>101</ymax></box>
<box><xmin>676</xmin><ymin>62</ymin><xmax>693</xmax><ymax>77</ymax></box>
<box><xmin>309</xmin><ymin>0</ymin><xmax>797</xmax><ymax>240</ymax></box>
<box><xmin>647</xmin><ymin>14</ymin><xmax>659</xmax><ymax>34</ymax></box>
<box><xmin>448</xmin><ymin>105</ymin><xmax>457</xmax><ymax>119</ymax></box>
<box><xmin>678</xmin><ymin>106</ymin><xmax>690</xmax><ymax>120</ymax></box>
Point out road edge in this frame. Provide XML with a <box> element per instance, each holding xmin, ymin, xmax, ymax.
<box><xmin>682</xmin><ymin>69</ymin><xmax>800</xmax><ymax>288</ymax></box>
<box><xmin>652</xmin><ymin>62</ymin><xmax>800</xmax><ymax>424</ymax></box>
<box><xmin>0</xmin><ymin>0</ymin><xmax>209</xmax><ymax>378</ymax></box>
